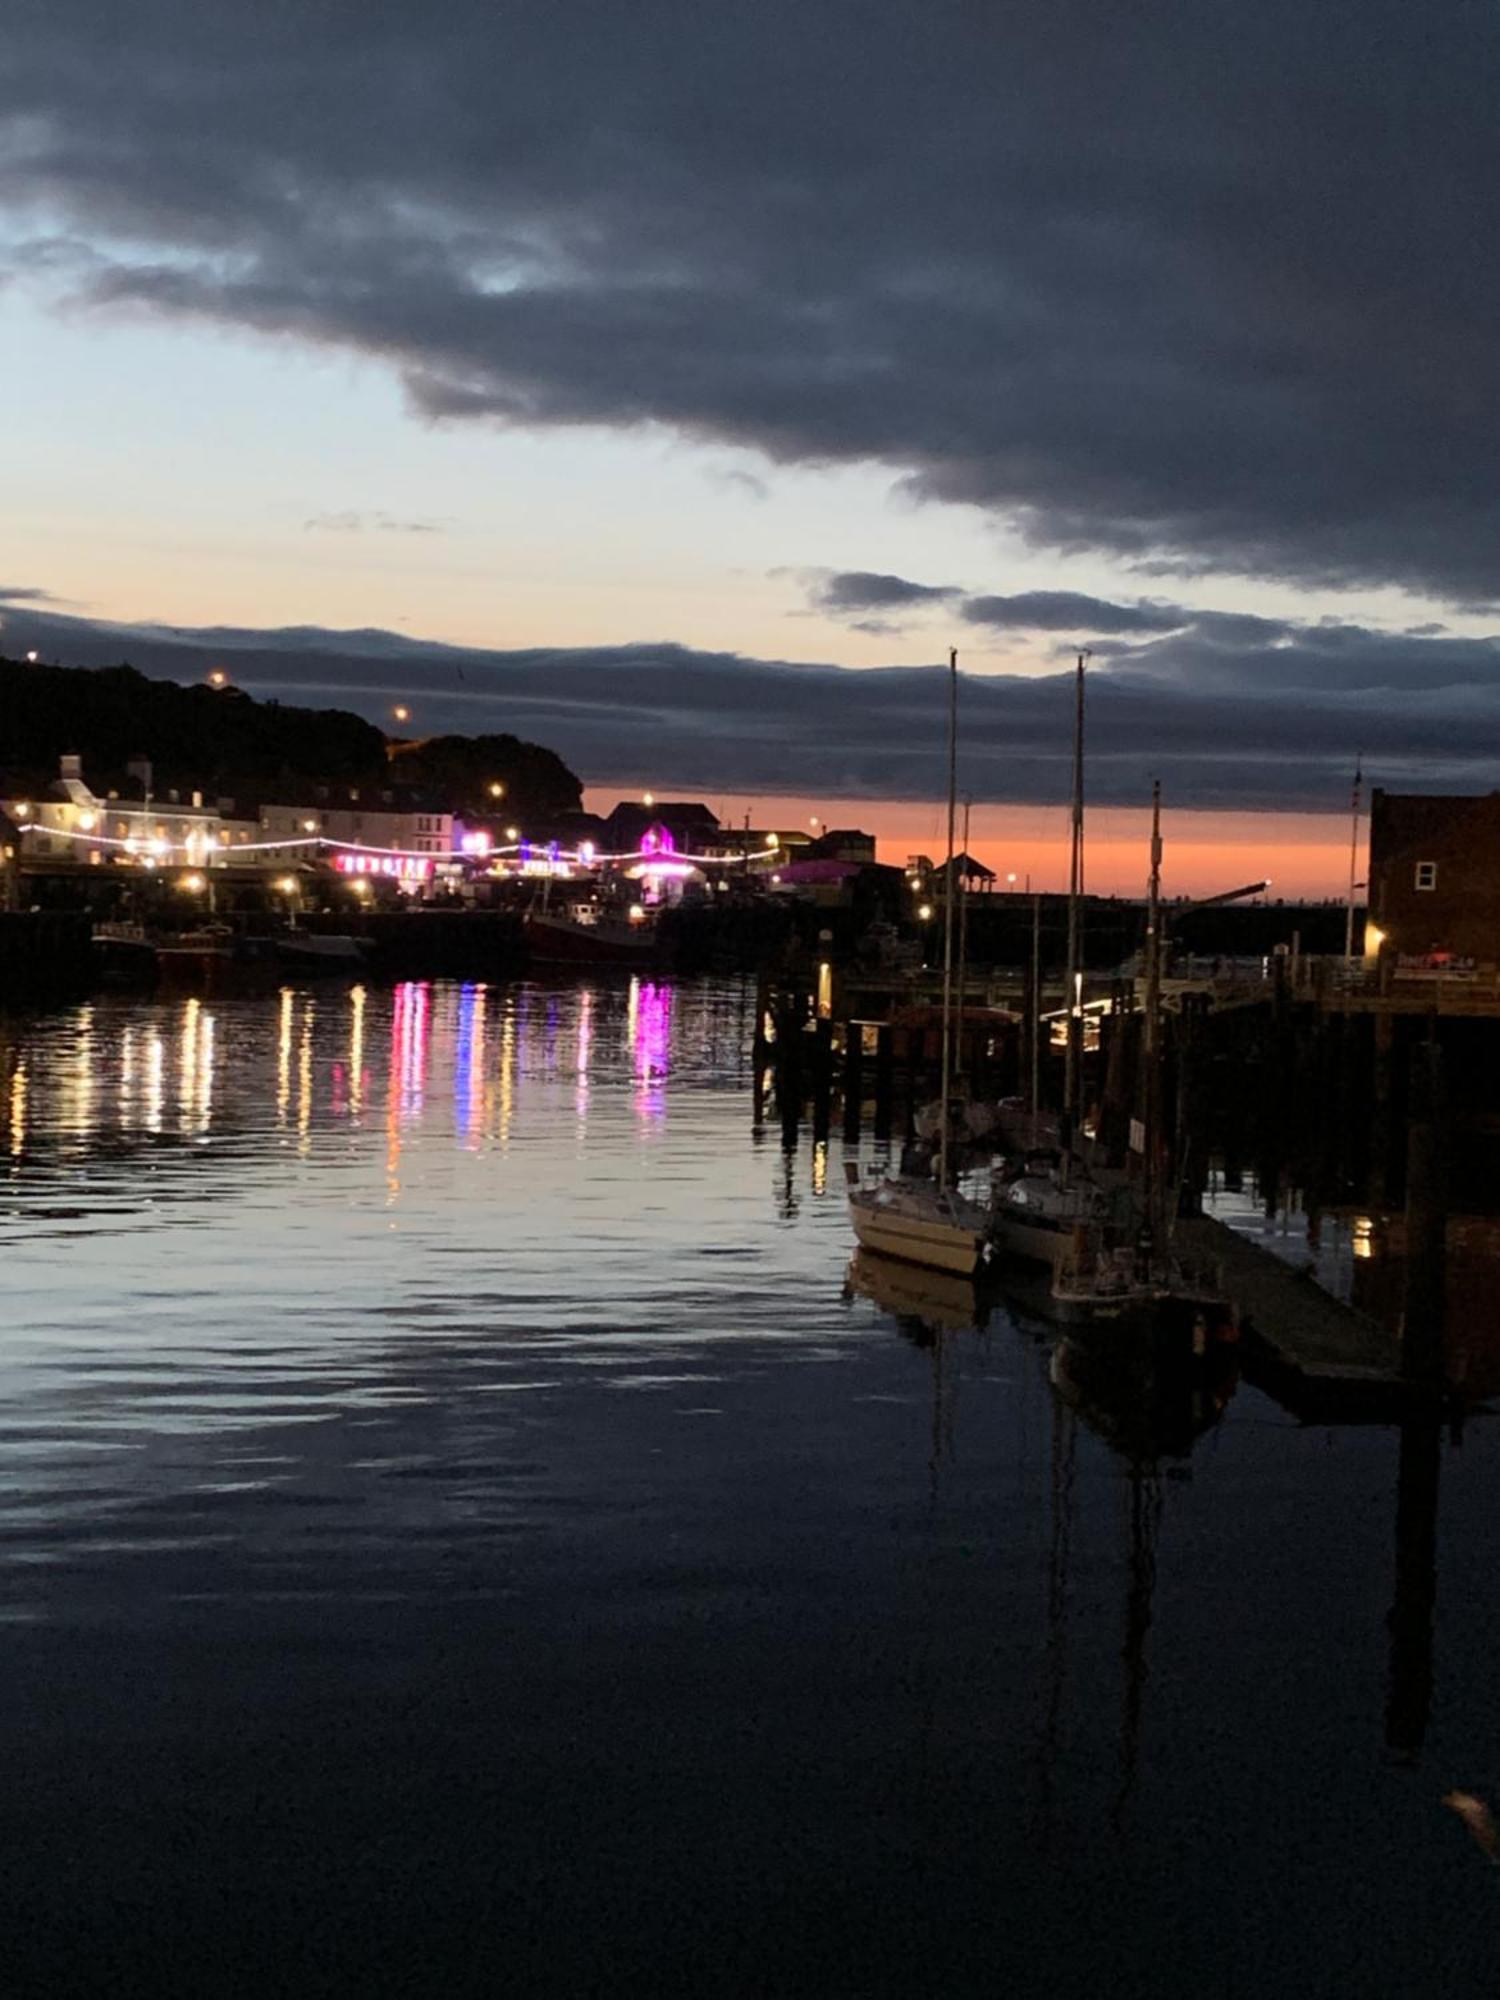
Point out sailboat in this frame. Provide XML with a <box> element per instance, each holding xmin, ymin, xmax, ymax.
<box><xmin>847</xmin><ymin>649</ymin><xmax>992</xmax><ymax>1279</ymax></box>
<box><xmin>1045</xmin><ymin>780</ymin><xmax>1237</xmax><ymax>1341</ymax></box>
<box><xmin>989</xmin><ymin>651</ymin><xmax>1120</xmax><ymax>1272</ymax></box>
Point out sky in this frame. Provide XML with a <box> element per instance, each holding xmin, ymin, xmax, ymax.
<box><xmin>3</xmin><ymin>1</ymin><xmax>1499</xmax><ymax>893</ymax></box>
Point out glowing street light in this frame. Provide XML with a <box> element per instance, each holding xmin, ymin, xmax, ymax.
<box><xmin>488</xmin><ymin>781</ymin><xmax>505</xmax><ymax>799</ymax></box>
<box><xmin>504</xmin><ymin>825</ymin><xmax>519</xmax><ymax>842</ymax></box>
<box><xmin>917</xmin><ymin>903</ymin><xmax>934</xmax><ymax>921</ymax></box>
<box><xmin>643</xmin><ymin>792</ymin><xmax>654</xmax><ymax>808</ymax></box>
<box><xmin>392</xmin><ymin>704</ymin><xmax>411</xmax><ymax>725</ymax></box>
<box><xmin>25</xmin><ymin>651</ymin><xmax>38</xmax><ymax>664</ymax></box>
<box><xmin>208</xmin><ymin>668</ymin><xmax>228</xmax><ymax>689</ymax></box>
<box><xmin>178</xmin><ymin>872</ymin><xmax>205</xmax><ymax>894</ymax></box>
<box><xmin>275</xmin><ymin>874</ymin><xmax>299</xmax><ymax>896</ymax></box>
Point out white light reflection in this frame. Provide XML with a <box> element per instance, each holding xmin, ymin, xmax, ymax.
<box><xmin>498</xmin><ymin>1000</ymin><xmax>516</xmax><ymax>1150</ymax></box>
<box><xmin>8</xmin><ymin>1062</ymin><xmax>27</xmax><ymax>1156</ymax></box>
<box><xmin>297</xmin><ymin>999</ymin><xmax>316</xmax><ymax>1154</ymax></box>
<box><xmin>67</xmin><ymin>1004</ymin><xmax>95</xmax><ymax>1139</ymax></box>
<box><xmin>349</xmin><ymin>984</ymin><xmax>365</xmax><ymax>1117</ymax></box>
<box><xmin>178</xmin><ymin>997</ymin><xmax>200</xmax><ymax>1122</ymax></box>
<box><xmin>144</xmin><ymin>1031</ymin><xmax>165</xmax><ymax>1132</ymax></box>
<box><xmin>276</xmin><ymin>987</ymin><xmax>294</xmax><ymax>1125</ymax></box>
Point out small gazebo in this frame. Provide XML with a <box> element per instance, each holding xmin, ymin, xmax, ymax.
<box><xmin>937</xmin><ymin>852</ymin><xmax>996</xmax><ymax>894</ymax></box>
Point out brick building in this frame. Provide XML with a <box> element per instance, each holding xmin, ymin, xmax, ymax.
<box><xmin>1367</xmin><ymin>789</ymin><xmax>1500</xmax><ymax>966</ymax></box>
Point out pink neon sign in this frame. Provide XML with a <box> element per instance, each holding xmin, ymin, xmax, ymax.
<box><xmin>334</xmin><ymin>850</ymin><xmax>433</xmax><ymax>881</ymax></box>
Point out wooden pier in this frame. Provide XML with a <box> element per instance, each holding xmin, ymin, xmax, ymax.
<box><xmin>1174</xmin><ymin>1215</ymin><xmax>1404</xmax><ymax>1416</ymax></box>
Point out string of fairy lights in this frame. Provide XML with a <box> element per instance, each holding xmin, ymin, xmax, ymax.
<box><xmin>8</xmin><ymin>821</ymin><xmax>762</xmax><ymax>871</ymax></box>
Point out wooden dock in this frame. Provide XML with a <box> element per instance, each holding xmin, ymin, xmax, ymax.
<box><xmin>1174</xmin><ymin>1214</ymin><xmax>1406</xmax><ymax>1417</ymax></box>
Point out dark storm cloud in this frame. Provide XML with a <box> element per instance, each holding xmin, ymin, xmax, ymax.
<box><xmin>6</xmin><ymin>2</ymin><xmax>1500</xmax><ymax>601</ymax></box>
<box><xmin>811</xmin><ymin>572</ymin><xmax>963</xmax><ymax>615</ymax></box>
<box><xmin>7</xmin><ymin>595</ymin><xmax>1500</xmax><ymax>813</ymax></box>
<box><xmin>962</xmin><ymin>592</ymin><xmax>1190</xmax><ymax>635</ymax></box>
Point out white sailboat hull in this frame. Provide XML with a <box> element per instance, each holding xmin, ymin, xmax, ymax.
<box><xmin>848</xmin><ymin>1185</ymin><xmax>989</xmax><ymax>1277</ymax></box>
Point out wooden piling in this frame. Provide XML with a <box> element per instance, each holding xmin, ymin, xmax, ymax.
<box><xmin>811</xmin><ymin>1018</ymin><xmax>833</xmax><ymax>1141</ymax></box>
<box><xmin>842</xmin><ymin>1024</ymin><xmax>863</xmax><ymax>1141</ymax></box>
<box><xmin>873</xmin><ymin>1022</ymin><xmax>894</xmax><ymax>1139</ymax></box>
<box><xmin>1400</xmin><ymin>1040</ymin><xmax>1448</xmax><ymax>1387</ymax></box>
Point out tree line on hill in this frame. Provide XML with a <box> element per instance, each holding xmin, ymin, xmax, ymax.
<box><xmin>0</xmin><ymin>655</ymin><xmax>583</xmax><ymax>822</ymax></box>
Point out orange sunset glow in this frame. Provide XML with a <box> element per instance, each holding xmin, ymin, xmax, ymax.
<box><xmin>586</xmin><ymin>789</ymin><xmax>1357</xmax><ymax>900</ymax></box>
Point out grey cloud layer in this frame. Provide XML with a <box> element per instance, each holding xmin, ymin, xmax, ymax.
<box><xmin>5</xmin><ymin>596</ymin><xmax>1499</xmax><ymax>812</ymax></box>
<box><xmin>5</xmin><ymin>2</ymin><xmax>1500</xmax><ymax>601</ymax></box>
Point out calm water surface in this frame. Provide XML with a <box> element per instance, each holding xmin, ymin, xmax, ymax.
<box><xmin>1</xmin><ymin>978</ymin><xmax>1497</xmax><ymax>1995</ymax></box>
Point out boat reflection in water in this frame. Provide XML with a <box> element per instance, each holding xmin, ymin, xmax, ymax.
<box><xmin>844</xmin><ymin>1247</ymin><xmax>991</xmax><ymax>1341</ymax></box>
<box><xmin>1047</xmin><ymin>1325</ymin><xmax>1238</xmax><ymax>1464</ymax></box>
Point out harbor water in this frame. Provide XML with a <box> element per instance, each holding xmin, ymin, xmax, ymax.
<box><xmin>0</xmin><ymin>978</ymin><xmax>1497</xmax><ymax>1995</ymax></box>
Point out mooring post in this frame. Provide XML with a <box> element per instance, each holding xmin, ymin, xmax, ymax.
<box><xmin>811</xmin><ymin>1018</ymin><xmax>833</xmax><ymax>1141</ymax></box>
<box><xmin>842</xmin><ymin>1023</ymin><xmax>863</xmax><ymax>1141</ymax></box>
<box><xmin>873</xmin><ymin>1022</ymin><xmax>894</xmax><ymax>1140</ymax></box>
<box><xmin>1401</xmin><ymin>1037</ymin><xmax>1448</xmax><ymax>1389</ymax></box>
<box><xmin>1369</xmin><ymin>1011</ymin><xmax>1396</xmax><ymax>1207</ymax></box>
<box><xmin>776</xmin><ymin>1003</ymin><xmax>803</xmax><ymax>1148</ymax></box>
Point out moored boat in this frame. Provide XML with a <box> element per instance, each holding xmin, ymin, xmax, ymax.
<box><xmin>524</xmin><ymin>905</ymin><xmax>656</xmax><ymax>966</ymax></box>
<box><xmin>276</xmin><ymin>932</ymin><xmax>367</xmax><ymax>971</ymax></box>
<box><xmin>846</xmin><ymin>1164</ymin><xmax>992</xmax><ymax>1278</ymax></box>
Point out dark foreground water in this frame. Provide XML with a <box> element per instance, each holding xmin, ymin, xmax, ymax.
<box><xmin>1</xmin><ymin>978</ymin><xmax>1497</xmax><ymax>1996</ymax></box>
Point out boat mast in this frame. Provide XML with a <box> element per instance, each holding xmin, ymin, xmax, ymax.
<box><xmin>1143</xmin><ymin>778</ymin><xmax>1164</xmax><ymax>1267</ymax></box>
<box><xmin>1343</xmin><ymin>754</ymin><xmax>1363</xmax><ymax>967</ymax></box>
<box><xmin>938</xmin><ymin>648</ymin><xmax>959</xmax><ymax>1191</ymax></box>
<box><xmin>955</xmin><ymin>794</ymin><xmax>972</xmax><ymax>1077</ymax></box>
<box><xmin>1063</xmin><ymin>649</ymin><xmax>1088</xmax><ymax>1144</ymax></box>
<box><xmin>1029</xmin><ymin>890</ymin><xmax>1042</xmax><ymax>1141</ymax></box>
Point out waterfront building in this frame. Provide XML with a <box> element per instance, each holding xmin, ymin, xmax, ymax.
<box><xmin>2</xmin><ymin>754</ymin><xmax>230</xmax><ymax>870</ymax></box>
<box><xmin>807</xmin><ymin>827</ymin><xmax>877</xmax><ymax>865</ymax></box>
<box><xmin>258</xmin><ymin>792</ymin><xmax>454</xmax><ymax>858</ymax></box>
<box><xmin>1367</xmin><ymin>788</ymin><xmax>1500</xmax><ymax>966</ymax></box>
<box><xmin>602</xmin><ymin>800</ymin><xmax>722</xmax><ymax>854</ymax></box>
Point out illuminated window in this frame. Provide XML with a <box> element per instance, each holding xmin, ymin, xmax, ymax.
<box><xmin>1415</xmin><ymin>860</ymin><xmax>1437</xmax><ymax>891</ymax></box>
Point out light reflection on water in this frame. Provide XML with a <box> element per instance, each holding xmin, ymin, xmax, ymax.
<box><xmin>0</xmin><ymin>977</ymin><xmax>1496</xmax><ymax>1995</ymax></box>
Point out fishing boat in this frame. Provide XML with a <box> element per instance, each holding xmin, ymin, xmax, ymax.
<box><xmin>276</xmin><ymin>931</ymin><xmax>367</xmax><ymax>972</ymax></box>
<box><xmin>524</xmin><ymin>902</ymin><xmax>656</xmax><ymax>966</ymax></box>
<box><xmin>848</xmin><ymin>648</ymin><xmax>991</xmax><ymax>1279</ymax></box>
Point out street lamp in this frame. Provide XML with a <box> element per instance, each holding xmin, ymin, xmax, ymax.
<box><xmin>208</xmin><ymin>668</ymin><xmax>228</xmax><ymax>689</ymax></box>
<box><xmin>392</xmin><ymin>704</ymin><xmax>411</xmax><ymax>725</ymax></box>
<box><xmin>488</xmin><ymin>781</ymin><xmax>505</xmax><ymax>800</ymax></box>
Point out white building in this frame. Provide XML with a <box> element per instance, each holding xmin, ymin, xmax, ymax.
<box><xmin>258</xmin><ymin>798</ymin><xmax>454</xmax><ymax>858</ymax></box>
<box><xmin>3</xmin><ymin>755</ymin><xmax>234</xmax><ymax>871</ymax></box>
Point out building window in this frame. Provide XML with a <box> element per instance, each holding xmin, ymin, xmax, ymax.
<box><xmin>1415</xmin><ymin>860</ymin><xmax>1438</xmax><ymax>892</ymax></box>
